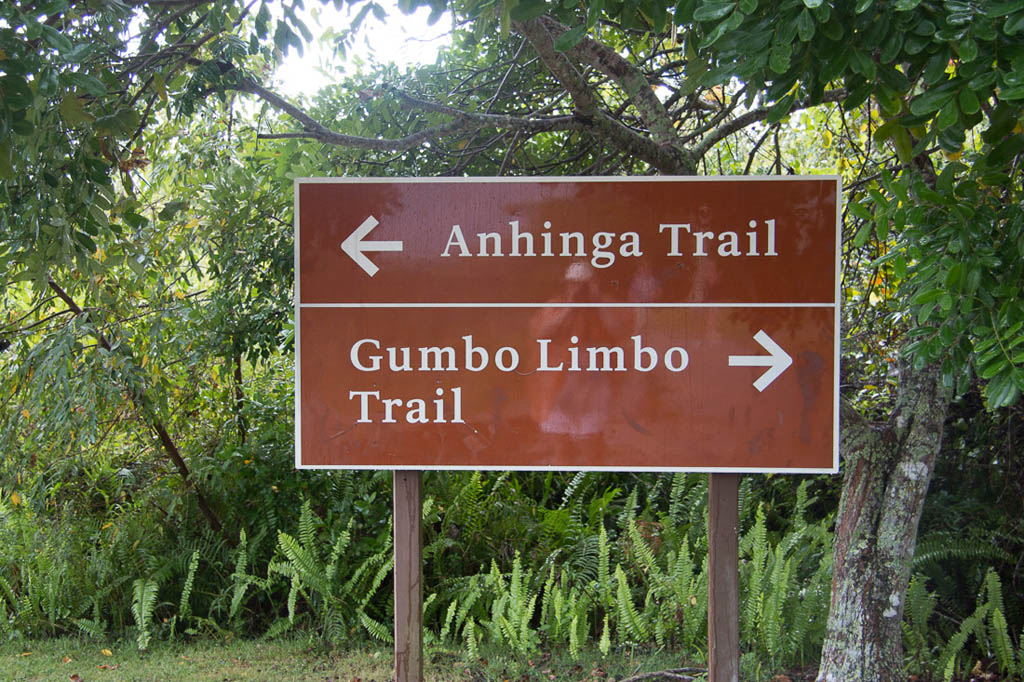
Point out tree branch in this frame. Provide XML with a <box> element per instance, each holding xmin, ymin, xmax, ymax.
<box><xmin>691</xmin><ymin>88</ymin><xmax>848</xmax><ymax>160</ymax></box>
<box><xmin>514</xmin><ymin>17</ymin><xmax>694</xmax><ymax>175</ymax></box>
<box><xmin>236</xmin><ymin>77</ymin><xmax>584</xmax><ymax>152</ymax></box>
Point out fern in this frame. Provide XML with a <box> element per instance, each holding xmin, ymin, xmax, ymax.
<box><xmin>73</xmin><ymin>617</ymin><xmax>107</xmax><ymax>638</ymax></box>
<box><xmin>359</xmin><ymin>611</ymin><xmax>393</xmax><ymax>643</ymax></box>
<box><xmin>277</xmin><ymin>531</ymin><xmax>332</xmax><ymax>600</ymax></box>
<box><xmin>913</xmin><ymin>534</ymin><xmax>1012</xmax><ymax>569</ymax></box>
<box><xmin>179</xmin><ymin>550</ymin><xmax>199</xmax><ymax>619</ymax></box>
<box><xmin>439</xmin><ymin>599</ymin><xmax>458</xmax><ymax>643</ymax></box>
<box><xmin>938</xmin><ymin>603</ymin><xmax>989</xmax><ymax>681</ymax></box>
<box><xmin>598</xmin><ymin>525</ymin><xmax>612</xmax><ymax>607</ymax></box>
<box><xmin>615</xmin><ymin>564</ymin><xmax>648</xmax><ymax>641</ymax></box>
<box><xmin>983</xmin><ymin>570</ymin><xmax>1019</xmax><ymax>676</ymax></box>
<box><xmin>298</xmin><ymin>500</ymin><xmax>317</xmax><ymax>551</ymax></box>
<box><xmin>464</xmin><ymin>617</ymin><xmax>478</xmax><ymax>658</ymax></box>
<box><xmin>626</xmin><ymin>517</ymin><xmax>661</xmax><ymax>579</ymax></box>
<box><xmin>599</xmin><ymin>613</ymin><xmax>611</xmax><ymax>657</ymax></box>
<box><xmin>229</xmin><ymin>530</ymin><xmax>252</xmax><ymax>622</ymax></box>
<box><xmin>131</xmin><ymin>577</ymin><xmax>159</xmax><ymax>650</ymax></box>
<box><xmin>569</xmin><ymin>613</ymin><xmax>581</xmax><ymax>659</ymax></box>
<box><xmin>740</xmin><ymin>505</ymin><xmax>768</xmax><ymax>643</ymax></box>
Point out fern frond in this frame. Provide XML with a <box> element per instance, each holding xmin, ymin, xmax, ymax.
<box><xmin>440</xmin><ymin>599</ymin><xmax>458</xmax><ymax>643</ymax></box>
<box><xmin>937</xmin><ymin>604</ymin><xmax>989</xmax><ymax>682</ymax></box>
<box><xmin>626</xmin><ymin>518</ymin><xmax>661</xmax><ymax>579</ymax></box>
<box><xmin>598</xmin><ymin>525</ymin><xmax>612</xmax><ymax>607</ymax></box>
<box><xmin>179</xmin><ymin>550</ymin><xmax>199</xmax><ymax>619</ymax></box>
<box><xmin>131</xmin><ymin>577</ymin><xmax>159</xmax><ymax>650</ymax></box>
<box><xmin>989</xmin><ymin>606</ymin><xmax>1017</xmax><ymax>675</ymax></box>
<box><xmin>73</xmin><ymin>617</ymin><xmax>106</xmax><ymax>639</ymax></box>
<box><xmin>615</xmin><ymin>564</ymin><xmax>648</xmax><ymax>640</ymax></box>
<box><xmin>464</xmin><ymin>617</ymin><xmax>478</xmax><ymax>659</ymax></box>
<box><xmin>358</xmin><ymin>551</ymin><xmax>394</xmax><ymax>609</ymax></box>
<box><xmin>913</xmin><ymin>534</ymin><xmax>1012</xmax><ymax>569</ymax></box>
<box><xmin>360</xmin><ymin>611</ymin><xmax>394</xmax><ymax>643</ymax></box>
<box><xmin>298</xmin><ymin>500</ymin><xmax>317</xmax><ymax>552</ymax></box>
<box><xmin>287</xmin><ymin>573</ymin><xmax>301</xmax><ymax>624</ymax></box>
<box><xmin>277</xmin><ymin>531</ymin><xmax>332</xmax><ymax>601</ymax></box>
<box><xmin>904</xmin><ymin>574</ymin><xmax>936</xmax><ymax>635</ymax></box>
<box><xmin>599</xmin><ymin>614</ymin><xmax>610</xmax><ymax>657</ymax></box>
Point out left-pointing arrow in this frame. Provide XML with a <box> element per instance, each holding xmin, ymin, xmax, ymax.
<box><xmin>728</xmin><ymin>330</ymin><xmax>793</xmax><ymax>392</ymax></box>
<box><xmin>340</xmin><ymin>215</ymin><xmax>404</xmax><ymax>277</ymax></box>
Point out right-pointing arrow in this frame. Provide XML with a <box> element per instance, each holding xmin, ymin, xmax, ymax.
<box><xmin>728</xmin><ymin>330</ymin><xmax>793</xmax><ymax>392</ymax></box>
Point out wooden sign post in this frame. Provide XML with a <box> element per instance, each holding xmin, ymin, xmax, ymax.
<box><xmin>293</xmin><ymin>177</ymin><xmax>841</xmax><ymax>682</ymax></box>
<box><xmin>393</xmin><ymin>470</ymin><xmax>423</xmax><ymax>682</ymax></box>
<box><xmin>708</xmin><ymin>473</ymin><xmax>740</xmax><ymax>682</ymax></box>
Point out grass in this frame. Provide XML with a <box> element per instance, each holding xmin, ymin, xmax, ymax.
<box><xmin>0</xmin><ymin>637</ymin><xmax>700</xmax><ymax>682</ymax></box>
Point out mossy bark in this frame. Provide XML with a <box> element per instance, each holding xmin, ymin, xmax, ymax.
<box><xmin>817</xmin><ymin>364</ymin><xmax>950</xmax><ymax>681</ymax></box>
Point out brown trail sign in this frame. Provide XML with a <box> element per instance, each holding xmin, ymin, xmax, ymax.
<box><xmin>295</xmin><ymin>177</ymin><xmax>840</xmax><ymax>473</ymax></box>
<box><xmin>294</xmin><ymin>176</ymin><xmax>841</xmax><ymax>682</ymax></box>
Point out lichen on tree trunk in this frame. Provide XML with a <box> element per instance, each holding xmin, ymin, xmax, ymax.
<box><xmin>817</xmin><ymin>364</ymin><xmax>950</xmax><ymax>681</ymax></box>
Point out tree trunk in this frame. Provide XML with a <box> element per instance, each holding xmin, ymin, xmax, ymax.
<box><xmin>817</xmin><ymin>364</ymin><xmax>950</xmax><ymax>681</ymax></box>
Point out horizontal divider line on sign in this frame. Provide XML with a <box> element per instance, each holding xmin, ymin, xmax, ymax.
<box><xmin>298</xmin><ymin>302</ymin><xmax>837</xmax><ymax>309</ymax></box>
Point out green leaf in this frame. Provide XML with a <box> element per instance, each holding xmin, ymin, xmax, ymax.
<box><xmin>802</xmin><ymin>0</ymin><xmax>824</xmax><ymax>8</ymax></box>
<box><xmin>41</xmin><ymin>24</ymin><xmax>74</xmax><ymax>55</ymax></box>
<box><xmin>0</xmin><ymin>75</ymin><xmax>34</xmax><ymax>109</ymax></box>
<box><xmin>769</xmin><ymin>43</ymin><xmax>791</xmax><ymax>73</ymax></box>
<box><xmin>796</xmin><ymin>9</ymin><xmax>815</xmax><ymax>41</ymax></box>
<box><xmin>554</xmin><ymin>24</ymin><xmax>588</xmax><ymax>51</ymax></box>
<box><xmin>67</xmin><ymin>71</ymin><xmax>107</xmax><ymax>97</ymax></box>
<box><xmin>853</xmin><ymin>220</ymin><xmax>872</xmax><ymax>247</ymax></box>
<box><xmin>912</xmin><ymin>288</ymin><xmax>944</xmax><ymax>306</ymax></box>
<box><xmin>957</xmin><ymin>37</ymin><xmax>978</xmax><ymax>62</ymax></box>
<box><xmin>1004</xmin><ymin>11</ymin><xmax>1024</xmax><ymax>33</ymax></box>
<box><xmin>894</xmin><ymin>0</ymin><xmax>921</xmax><ymax>9</ymax></box>
<box><xmin>873</xmin><ymin>119</ymin><xmax>899</xmax><ymax>143</ymax></box>
<box><xmin>94</xmin><ymin>108</ymin><xmax>140</xmax><ymax>137</ymax></box>
<box><xmin>765</xmin><ymin>92</ymin><xmax>795</xmax><ymax>123</ymax></box>
<box><xmin>958</xmin><ymin>87</ymin><xmax>980</xmax><ymax>114</ymax></box>
<box><xmin>59</xmin><ymin>94</ymin><xmax>94</xmax><ymax>126</ymax></box>
<box><xmin>159</xmin><ymin>200</ymin><xmax>188</xmax><ymax>221</ymax></box>
<box><xmin>936</xmin><ymin>98</ymin><xmax>959</xmax><ymax>129</ymax></box>
<box><xmin>909</xmin><ymin>82</ymin><xmax>958</xmax><ymax>115</ymax></box>
<box><xmin>693</xmin><ymin>1</ymin><xmax>735</xmax><ymax>21</ymax></box>
<box><xmin>986</xmin><ymin>371</ymin><xmax>1020</xmax><ymax>407</ymax></box>
<box><xmin>892</xmin><ymin>126</ymin><xmax>913</xmax><ymax>163</ymax></box>
<box><xmin>509</xmin><ymin>0</ymin><xmax>549</xmax><ymax>21</ymax></box>
<box><xmin>0</xmin><ymin>141</ymin><xmax>13</xmax><ymax>180</ymax></box>
<box><xmin>996</xmin><ymin>84</ymin><xmax>1024</xmax><ymax>100</ymax></box>
<box><xmin>848</xmin><ymin>200</ymin><xmax>872</xmax><ymax>221</ymax></box>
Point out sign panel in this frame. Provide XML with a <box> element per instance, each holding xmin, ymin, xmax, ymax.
<box><xmin>295</xmin><ymin>177</ymin><xmax>840</xmax><ymax>472</ymax></box>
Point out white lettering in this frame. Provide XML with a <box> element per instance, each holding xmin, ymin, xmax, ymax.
<box><xmin>464</xmin><ymin>335</ymin><xmax>488</xmax><ymax>371</ymax></box>
<box><xmin>632</xmin><ymin>335</ymin><xmax>658</xmax><ymax>372</ymax></box>
<box><xmin>587</xmin><ymin>345</ymin><xmax>626</xmax><ymax>371</ymax></box>
<box><xmin>509</xmin><ymin>220</ymin><xmax>534</xmax><ymax>256</ymax></box>
<box><xmin>495</xmin><ymin>346</ymin><xmax>520</xmax><ymax>371</ymax></box>
<box><xmin>350</xmin><ymin>390</ymin><xmax>378</xmax><ymax>422</ymax></box>
<box><xmin>537</xmin><ymin>339</ymin><xmax>564</xmax><ymax>371</ymax></box>
<box><xmin>660</xmin><ymin>223</ymin><xmax>689</xmax><ymax>256</ymax></box>
<box><xmin>665</xmin><ymin>347</ymin><xmax>689</xmax><ymax>372</ymax></box>
<box><xmin>351</xmin><ymin>339</ymin><xmax>381</xmax><ymax>371</ymax></box>
<box><xmin>441</xmin><ymin>224</ymin><xmax>471</xmax><ymax>257</ymax></box>
<box><xmin>718</xmin><ymin>231</ymin><xmax>741</xmax><ymax>257</ymax></box>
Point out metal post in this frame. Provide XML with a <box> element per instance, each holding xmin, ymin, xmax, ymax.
<box><xmin>393</xmin><ymin>470</ymin><xmax>423</xmax><ymax>682</ymax></box>
<box><xmin>708</xmin><ymin>472</ymin><xmax>740</xmax><ymax>682</ymax></box>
